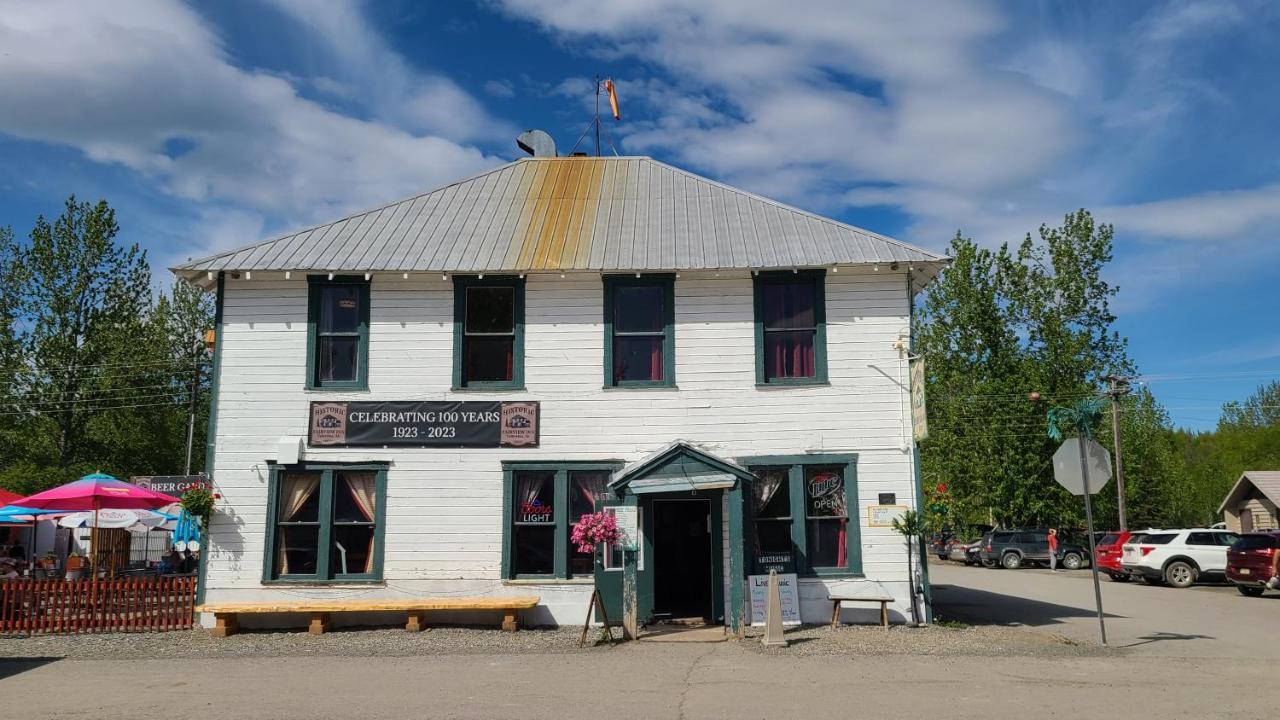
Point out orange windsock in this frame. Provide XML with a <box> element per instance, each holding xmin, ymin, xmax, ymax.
<box><xmin>604</xmin><ymin>79</ymin><xmax>620</xmax><ymax>120</ymax></box>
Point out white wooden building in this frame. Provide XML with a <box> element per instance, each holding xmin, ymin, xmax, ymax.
<box><xmin>173</xmin><ymin>155</ymin><xmax>950</xmax><ymax>630</ymax></box>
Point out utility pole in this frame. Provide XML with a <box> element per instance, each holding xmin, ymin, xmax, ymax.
<box><xmin>1102</xmin><ymin>375</ymin><xmax>1131</xmax><ymax>530</ymax></box>
<box><xmin>184</xmin><ymin>338</ymin><xmax>203</xmax><ymax>476</ymax></box>
<box><xmin>594</xmin><ymin>74</ymin><xmax>602</xmax><ymax>157</ymax></box>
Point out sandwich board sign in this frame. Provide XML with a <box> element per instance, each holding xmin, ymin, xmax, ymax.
<box><xmin>748</xmin><ymin>573</ymin><xmax>801</xmax><ymax>625</ymax></box>
<box><xmin>1052</xmin><ymin>439</ymin><xmax>1111</xmax><ymax>495</ymax></box>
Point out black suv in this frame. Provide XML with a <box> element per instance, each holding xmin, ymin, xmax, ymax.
<box><xmin>980</xmin><ymin>529</ymin><xmax>1091</xmax><ymax>570</ymax></box>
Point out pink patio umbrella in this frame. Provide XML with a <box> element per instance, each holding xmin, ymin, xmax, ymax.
<box><xmin>16</xmin><ymin>472</ymin><xmax>182</xmax><ymax>575</ymax></box>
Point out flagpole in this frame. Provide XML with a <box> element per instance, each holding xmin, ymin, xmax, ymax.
<box><xmin>594</xmin><ymin>74</ymin><xmax>602</xmax><ymax>157</ymax></box>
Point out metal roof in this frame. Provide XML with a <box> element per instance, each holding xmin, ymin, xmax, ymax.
<box><xmin>173</xmin><ymin>156</ymin><xmax>948</xmax><ymax>283</ymax></box>
<box><xmin>1218</xmin><ymin>471</ymin><xmax>1280</xmax><ymax>513</ymax></box>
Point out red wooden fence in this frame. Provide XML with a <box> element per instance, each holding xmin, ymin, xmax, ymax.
<box><xmin>0</xmin><ymin>577</ymin><xmax>196</xmax><ymax>634</ymax></box>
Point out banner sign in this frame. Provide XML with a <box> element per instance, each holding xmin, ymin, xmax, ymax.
<box><xmin>910</xmin><ymin>358</ymin><xmax>928</xmax><ymax>441</ymax></box>
<box><xmin>131</xmin><ymin>475</ymin><xmax>208</xmax><ymax>496</ymax></box>
<box><xmin>748</xmin><ymin>573</ymin><xmax>801</xmax><ymax>625</ymax></box>
<box><xmin>308</xmin><ymin>401</ymin><xmax>539</xmax><ymax>448</ymax></box>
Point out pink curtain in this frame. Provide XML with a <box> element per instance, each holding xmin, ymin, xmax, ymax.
<box><xmin>650</xmin><ymin>339</ymin><xmax>662</xmax><ymax>381</ymax></box>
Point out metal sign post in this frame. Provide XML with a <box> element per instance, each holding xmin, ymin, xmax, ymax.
<box><xmin>1051</xmin><ymin>432</ymin><xmax>1111</xmax><ymax>647</ymax></box>
<box><xmin>1074</xmin><ymin>438</ymin><xmax>1108</xmax><ymax>646</ymax></box>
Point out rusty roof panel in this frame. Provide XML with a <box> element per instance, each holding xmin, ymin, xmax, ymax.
<box><xmin>174</xmin><ymin>156</ymin><xmax>948</xmax><ymax>281</ymax></box>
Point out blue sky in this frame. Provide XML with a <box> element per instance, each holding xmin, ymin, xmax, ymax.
<box><xmin>1</xmin><ymin>0</ymin><xmax>1277</xmax><ymax>430</ymax></box>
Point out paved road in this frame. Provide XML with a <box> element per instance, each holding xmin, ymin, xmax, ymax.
<box><xmin>2</xmin><ymin>566</ymin><xmax>1272</xmax><ymax>719</ymax></box>
<box><xmin>930</xmin><ymin>560</ymin><xmax>1279</xmax><ymax>659</ymax></box>
<box><xmin>0</xmin><ymin>643</ymin><xmax>1269</xmax><ymax>720</ymax></box>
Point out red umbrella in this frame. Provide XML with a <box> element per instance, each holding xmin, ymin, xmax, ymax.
<box><xmin>16</xmin><ymin>473</ymin><xmax>182</xmax><ymax>577</ymax></box>
<box><xmin>0</xmin><ymin>489</ymin><xmax>22</xmax><ymax>506</ymax></box>
<box><xmin>16</xmin><ymin>473</ymin><xmax>180</xmax><ymax>511</ymax></box>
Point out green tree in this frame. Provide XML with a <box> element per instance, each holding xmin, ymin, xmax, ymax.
<box><xmin>1219</xmin><ymin>380</ymin><xmax>1280</xmax><ymax>431</ymax></box>
<box><xmin>917</xmin><ymin>211</ymin><xmax>1148</xmax><ymax>529</ymax></box>
<box><xmin>0</xmin><ymin>197</ymin><xmax>212</xmax><ymax>494</ymax></box>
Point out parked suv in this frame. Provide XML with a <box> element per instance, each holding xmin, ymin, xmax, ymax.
<box><xmin>1226</xmin><ymin>531</ymin><xmax>1280</xmax><ymax>597</ymax></box>
<box><xmin>981</xmin><ymin>529</ymin><xmax>1091</xmax><ymax>570</ymax></box>
<box><xmin>1120</xmin><ymin>529</ymin><xmax>1241</xmax><ymax>588</ymax></box>
<box><xmin>1095</xmin><ymin>530</ymin><xmax>1138</xmax><ymax>582</ymax></box>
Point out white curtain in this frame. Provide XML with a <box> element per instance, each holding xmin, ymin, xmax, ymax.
<box><xmin>343</xmin><ymin>472</ymin><xmax>377</xmax><ymax>573</ymax></box>
<box><xmin>517</xmin><ymin>474</ymin><xmax>545</xmax><ymax>519</ymax></box>
<box><xmin>343</xmin><ymin>472</ymin><xmax>377</xmax><ymax>521</ymax></box>
<box><xmin>278</xmin><ymin>473</ymin><xmax>319</xmax><ymax>575</ymax></box>
<box><xmin>572</xmin><ymin>472</ymin><xmax>609</xmax><ymax>517</ymax></box>
<box><xmin>753</xmin><ymin>470</ymin><xmax>785</xmax><ymax>517</ymax></box>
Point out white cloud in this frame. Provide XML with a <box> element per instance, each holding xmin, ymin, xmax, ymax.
<box><xmin>496</xmin><ymin>0</ymin><xmax>1076</xmax><ymax>206</ymax></box>
<box><xmin>484</xmin><ymin>79</ymin><xmax>516</xmax><ymax>98</ymax></box>
<box><xmin>0</xmin><ymin>0</ymin><xmax>502</xmax><ymax>261</ymax></box>
<box><xmin>495</xmin><ymin>0</ymin><xmax>1280</xmax><ymax>317</ymax></box>
<box><xmin>262</xmin><ymin>0</ymin><xmax>514</xmax><ymax>143</ymax></box>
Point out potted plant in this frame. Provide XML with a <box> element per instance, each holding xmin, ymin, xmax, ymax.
<box><xmin>37</xmin><ymin>552</ymin><xmax>56</xmax><ymax>569</ymax></box>
<box><xmin>891</xmin><ymin>509</ymin><xmax>932</xmax><ymax>626</ymax></box>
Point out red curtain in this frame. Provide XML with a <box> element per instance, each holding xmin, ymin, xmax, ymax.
<box><xmin>837</xmin><ymin>519</ymin><xmax>848</xmax><ymax>568</ymax></box>
<box><xmin>766</xmin><ymin>331</ymin><xmax>815</xmax><ymax>378</ymax></box>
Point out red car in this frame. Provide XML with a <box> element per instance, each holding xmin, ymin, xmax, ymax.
<box><xmin>1226</xmin><ymin>531</ymin><xmax>1280</xmax><ymax>597</ymax></box>
<box><xmin>1094</xmin><ymin>530</ymin><xmax>1135</xmax><ymax>582</ymax></box>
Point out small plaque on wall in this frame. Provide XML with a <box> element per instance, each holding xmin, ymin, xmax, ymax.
<box><xmin>868</xmin><ymin>505</ymin><xmax>909</xmax><ymax>527</ymax></box>
<box><xmin>878</xmin><ymin>493</ymin><xmax>896</xmax><ymax>506</ymax></box>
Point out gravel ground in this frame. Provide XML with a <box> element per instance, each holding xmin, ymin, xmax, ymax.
<box><xmin>0</xmin><ymin>622</ymin><xmax>1116</xmax><ymax>660</ymax></box>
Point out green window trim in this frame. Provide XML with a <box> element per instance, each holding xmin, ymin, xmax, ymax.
<box><xmin>452</xmin><ymin>275</ymin><xmax>526</xmax><ymax>391</ymax></box>
<box><xmin>306</xmin><ymin>275</ymin><xmax>371</xmax><ymax>391</ymax></box>
<box><xmin>262</xmin><ymin>462</ymin><xmax>389</xmax><ymax>584</ymax></box>
<box><xmin>602</xmin><ymin>274</ymin><xmax>676</xmax><ymax>388</ymax></box>
<box><xmin>501</xmin><ymin>461</ymin><xmax>624</xmax><ymax>580</ymax></box>
<box><xmin>739</xmin><ymin>453</ymin><xmax>861</xmax><ymax>577</ymax></box>
<box><xmin>752</xmin><ymin>270</ymin><xmax>829</xmax><ymax>386</ymax></box>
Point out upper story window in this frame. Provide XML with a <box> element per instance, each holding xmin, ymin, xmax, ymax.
<box><xmin>453</xmin><ymin>276</ymin><xmax>525</xmax><ymax>390</ymax></box>
<box><xmin>603</xmin><ymin>275</ymin><xmax>675</xmax><ymax>388</ymax></box>
<box><xmin>307</xmin><ymin>276</ymin><xmax>370</xmax><ymax>390</ymax></box>
<box><xmin>753</xmin><ymin>271</ymin><xmax>828</xmax><ymax>385</ymax></box>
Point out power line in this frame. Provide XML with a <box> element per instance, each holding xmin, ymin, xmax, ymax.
<box><xmin>0</xmin><ymin>400</ymin><xmax>187</xmax><ymax>418</ymax></box>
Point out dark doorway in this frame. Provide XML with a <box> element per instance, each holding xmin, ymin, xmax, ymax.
<box><xmin>652</xmin><ymin>499</ymin><xmax>714</xmax><ymax>622</ymax></box>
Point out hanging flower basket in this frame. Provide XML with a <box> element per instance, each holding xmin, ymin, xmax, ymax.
<box><xmin>571</xmin><ymin>511</ymin><xmax>621</xmax><ymax>554</ymax></box>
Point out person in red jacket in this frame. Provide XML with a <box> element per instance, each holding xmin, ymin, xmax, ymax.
<box><xmin>1048</xmin><ymin>528</ymin><xmax>1060</xmax><ymax>572</ymax></box>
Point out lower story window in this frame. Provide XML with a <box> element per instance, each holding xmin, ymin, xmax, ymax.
<box><xmin>505</xmin><ymin>463</ymin><xmax>620</xmax><ymax>579</ymax></box>
<box><xmin>745</xmin><ymin>455</ymin><xmax>859</xmax><ymax>575</ymax></box>
<box><xmin>266</xmin><ymin>463</ymin><xmax>387</xmax><ymax>582</ymax></box>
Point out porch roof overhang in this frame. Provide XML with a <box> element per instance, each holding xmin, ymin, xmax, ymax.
<box><xmin>610</xmin><ymin>441</ymin><xmax>755</xmax><ymax>495</ymax></box>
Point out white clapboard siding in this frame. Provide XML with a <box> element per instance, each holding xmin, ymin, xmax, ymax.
<box><xmin>204</xmin><ymin>269</ymin><xmax>921</xmax><ymax>625</ymax></box>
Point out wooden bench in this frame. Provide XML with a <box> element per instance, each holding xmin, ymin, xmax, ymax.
<box><xmin>828</xmin><ymin>594</ymin><xmax>894</xmax><ymax>630</ymax></box>
<box><xmin>195</xmin><ymin>596</ymin><xmax>540</xmax><ymax>637</ymax></box>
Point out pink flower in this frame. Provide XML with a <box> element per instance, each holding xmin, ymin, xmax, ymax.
<box><xmin>571</xmin><ymin>511</ymin><xmax>622</xmax><ymax>554</ymax></box>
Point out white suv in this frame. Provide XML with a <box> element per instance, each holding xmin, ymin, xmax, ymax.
<box><xmin>1121</xmin><ymin>529</ymin><xmax>1241</xmax><ymax>588</ymax></box>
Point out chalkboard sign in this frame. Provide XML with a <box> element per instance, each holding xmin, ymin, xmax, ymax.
<box><xmin>309</xmin><ymin>401</ymin><xmax>539</xmax><ymax>448</ymax></box>
<box><xmin>748</xmin><ymin>573</ymin><xmax>801</xmax><ymax>625</ymax></box>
